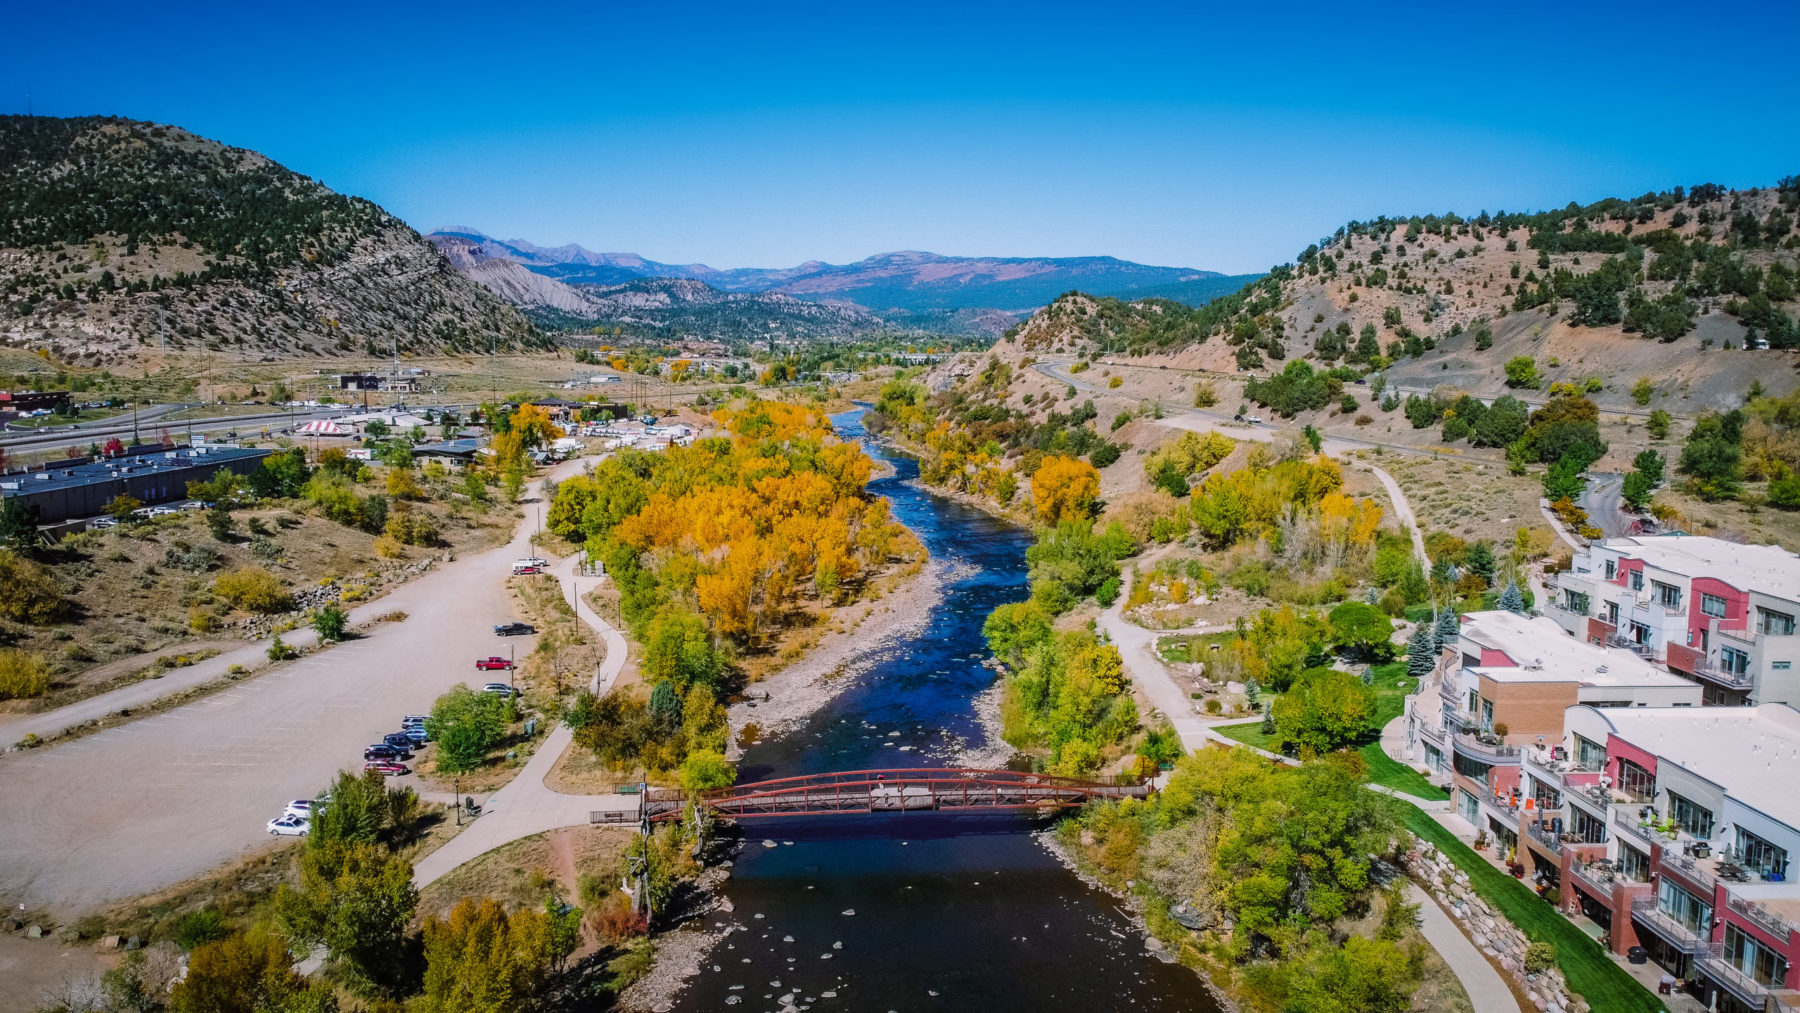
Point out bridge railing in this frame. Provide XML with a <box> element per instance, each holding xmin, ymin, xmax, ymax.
<box><xmin>645</xmin><ymin>767</ymin><xmax>1153</xmax><ymax>821</ymax></box>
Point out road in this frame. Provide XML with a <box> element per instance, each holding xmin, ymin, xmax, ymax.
<box><xmin>0</xmin><ymin>458</ymin><xmax>589</xmax><ymax>914</ymax></box>
<box><xmin>1579</xmin><ymin>472</ymin><xmax>1635</xmax><ymax>538</ymax></box>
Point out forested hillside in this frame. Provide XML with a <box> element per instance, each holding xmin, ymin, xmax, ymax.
<box><xmin>0</xmin><ymin>116</ymin><xmax>541</xmax><ymax>363</ymax></box>
<box><xmin>1008</xmin><ymin>179</ymin><xmax>1800</xmax><ymax>409</ymax></box>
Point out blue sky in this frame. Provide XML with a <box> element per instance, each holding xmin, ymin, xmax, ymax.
<box><xmin>5</xmin><ymin>1</ymin><xmax>1798</xmax><ymax>274</ymax></box>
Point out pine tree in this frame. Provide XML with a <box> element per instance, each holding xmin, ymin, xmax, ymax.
<box><xmin>1407</xmin><ymin>623</ymin><xmax>1438</xmax><ymax>679</ymax></box>
<box><xmin>1365</xmin><ymin>586</ymin><xmax>1381</xmax><ymax>606</ymax></box>
<box><xmin>1435</xmin><ymin>602</ymin><xmax>1460</xmax><ymax>643</ymax></box>
<box><xmin>1260</xmin><ymin>708</ymin><xmax>1276</xmax><ymax>736</ymax></box>
<box><xmin>1499</xmin><ymin>580</ymin><xmax>1526</xmax><ymax>614</ymax></box>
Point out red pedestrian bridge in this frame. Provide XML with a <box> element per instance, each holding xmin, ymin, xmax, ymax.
<box><xmin>589</xmin><ymin>768</ymin><xmax>1153</xmax><ymax>824</ymax></box>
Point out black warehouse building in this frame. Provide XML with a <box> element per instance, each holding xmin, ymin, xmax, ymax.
<box><xmin>0</xmin><ymin>445</ymin><xmax>274</xmax><ymax>525</ymax></box>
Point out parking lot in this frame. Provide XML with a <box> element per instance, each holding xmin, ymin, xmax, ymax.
<box><xmin>0</xmin><ymin>466</ymin><xmax>582</xmax><ymax>915</ymax></box>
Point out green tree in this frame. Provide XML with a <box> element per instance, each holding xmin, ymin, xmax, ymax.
<box><xmin>1498</xmin><ymin>580</ymin><xmax>1526</xmax><ymax>614</ymax></box>
<box><xmin>1646</xmin><ymin>409</ymin><xmax>1672</xmax><ymax>440</ymax></box>
<box><xmin>648</xmin><ymin>679</ymin><xmax>682</xmax><ymax>732</ymax></box>
<box><xmin>307</xmin><ymin>768</ymin><xmax>418</xmax><ymax>848</ymax></box>
<box><xmin>1632</xmin><ymin>377</ymin><xmax>1655</xmax><ymax>406</ymax></box>
<box><xmin>415</xmin><ymin>898</ymin><xmax>570</xmax><ymax>1013</ymax></box>
<box><xmin>1679</xmin><ymin>412</ymin><xmax>1744</xmax><ymax>500</ymax></box>
<box><xmin>1543</xmin><ymin>457</ymin><xmax>1588</xmax><ymax>501</ymax></box>
<box><xmin>105</xmin><ymin>492</ymin><xmax>143</xmax><ymax>521</ymax></box>
<box><xmin>1473</xmin><ymin>395</ymin><xmax>1530</xmax><ymax>448</ymax></box>
<box><xmin>678</xmin><ymin>748</ymin><xmax>736</xmax><ymax>796</ymax></box>
<box><xmin>275</xmin><ymin>841</ymin><xmax>417</xmax><ymax>996</ymax></box>
<box><xmin>427</xmin><ymin>685</ymin><xmax>512</xmax><ymax>773</ymax></box>
<box><xmin>1633</xmin><ymin>449</ymin><xmax>1666</xmax><ymax>485</ymax></box>
<box><xmin>169</xmin><ymin>931</ymin><xmax>334</xmax><ymax>1013</ymax></box>
<box><xmin>1434</xmin><ymin>603</ymin><xmax>1460</xmax><ymax>643</ymax></box>
<box><xmin>641</xmin><ymin>607</ymin><xmax>723</xmax><ymax>694</ymax></box>
<box><xmin>0</xmin><ymin>497</ymin><xmax>37</xmax><ymax>554</ymax></box>
<box><xmin>1281</xmin><ymin>935</ymin><xmax>1421</xmax><ymax>1013</ymax></box>
<box><xmin>1503</xmin><ymin>356</ymin><xmax>1540</xmax><ymax>388</ymax></box>
<box><xmin>1271</xmin><ymin>667</ymin><xmax>1377</xmax><ymax>754</ymax></box>
<box><xmin>1327</xmin><ymin>602</ymin><xmax>1394</xmax><ymax>661</ymax></box>
<box><xmin>1405</xmin><ymin>623</ymin><xmax>1437</xmax><ymax>678</ymax></box>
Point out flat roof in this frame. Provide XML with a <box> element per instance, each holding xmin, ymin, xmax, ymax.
<box><xmin>1577</xmin><ymin>703</ymin><xmax>1800</xmax><ymax>830</ymax></box>
<box><xmin>0</xmin><ymin>446</ymin><xmax>271</xmax><ymax>495</ymax></box>
<box><xmin>1599</xmin><ymin>534</ymin><xmax>1800</xmax><ymax>603</ymax></box>
<box><xmin>1461</xmin><ymin>610</ymin><xmax>1696</xmax><ymax>689</ymax></box>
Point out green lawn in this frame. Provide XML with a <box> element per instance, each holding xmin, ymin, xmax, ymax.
<box><xmin>10</xmin><ymin>407</ymin><xmax>119</xmax><ymax>428</ymax></box>
<box><xmin>1213</xmin><ymin>719</ymin><xmax>1275</xmax><ymax>750</ymax></box>
<box><xmin>1359</xmin><ymin>742</ymin><xmax>1447</xmax><ymax>799</ymax></box>
<box><xmin>1400</xmin><ymin>807</ymin><xmax>1664</xmax><ymax>1013</ymax></box>
<box><xmin>1156</xmin><ymin>631</ymin><xmax>1236</xmax><ymax>665</ymax></box>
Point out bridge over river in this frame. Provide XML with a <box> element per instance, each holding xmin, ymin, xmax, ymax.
<box><xmin>590</xmin><ymin>768</ymin><xmax>1153</xmax><ymax>824</ymax></box>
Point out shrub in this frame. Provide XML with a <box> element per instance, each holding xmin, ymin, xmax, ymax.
<box><xmin>1523</xmin><ymin>941</ymin><xmax>1557</xmax><ymax>974</ymax></box>
<box><xmin>266</xmin><ymin>635</ymin><xmax>298</xmax><ymax>662</ymax></box>
<box><xmin>214</xmin><ymin>567</ymin><xmax>292</xmax><ymax>613</ymax></box>
<box><xmin>312</xmin><ymin>605</ymin><xmax>349</xmax><ymax>642</ymax></box>
<box><xmin>373</xmin><ymin>534</ymin><xmax>406</xmax><ymax>558</ymax></box>
<box><xmin>0</xmin><ymin>550</ymin><xmax>71</xmax><ymax>624</ymax></box>
<box><xmin>0</xmin><ymin>649</ymin><xmax>51</xmax><ymax>699</ymax></box>
<box><xmin>385</xmin><ymin>506</ymin><xmax>440</xmax><ymax>547</ymax></box>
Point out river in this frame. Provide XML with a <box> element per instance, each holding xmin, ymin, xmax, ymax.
<box><xmin>664</xmin><ymin>410</ymin><xmax>1221</xmax><ymax>1013</ymax></box>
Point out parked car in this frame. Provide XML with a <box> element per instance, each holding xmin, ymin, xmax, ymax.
<box><xmin>493</xmin><ymin>622</ymin><xmax>536</xmax><ymax>637</ymax></box>
<box><xmin>283</xmin><ymin>800</ymin><xmax>315</xmax><ymax>819</ymax></box>
<box><xmin>482</xmin><ymin>682</ymin><xmax>519</xmax><ymax>697</ymax></box>
<box><xmin>267</xmin><ymin>815</ymin><xmax>309</xmax><ymax>836</ymax></box>
<box><xmin>89</xmin><ymin>516</ymin><xmax>117</xmax><ymax>529</ymax></box>
<box><xmin>364</xmin><ymin>744</ymin><xmax>407</xmax><ymax>761</ymax></box>
<box><xmin>400</xmin><ymin>725</ymin><xmax>428</xmax><ymax>744</ymax></box>
<box><xmin>380</xmin><ymin>733</ymin><xmax>416</xmax><ymax>754</ymax></box>
<box><xmin>363</xmin><ymin>760</ymin><xmax>410</xmax><ymax>776</ymax></box>
<box><xmin>401</xmin><ymin>714</ymin><xmax>428</xmax><ymax>727</ymax></box>
<box><xmin>511</xmin><ymin>561</ymin><xmax>542</xmax><ymax>575</ymax></box>
<box><xmin>475</xmin><ymin>656</ymin><xmax>514</xmax><ymax>671</ymax></box>
<box><xmin>521</xmin><ymin>556</ymin><xmax>549</xmax><ymax>569</ymax></box>
<box><xmin>1246</xmin><ymin>415</ymin><xmax>1264</xmax><ymax>425</ymax></box>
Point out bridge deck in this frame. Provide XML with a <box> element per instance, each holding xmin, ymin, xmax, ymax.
<box><xmin>625</xmin><ymin>767</ymin><xmax>1152</xmax><ymax>822</ymax></box>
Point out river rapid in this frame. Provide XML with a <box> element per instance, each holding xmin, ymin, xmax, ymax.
<box><xmin>662</xmin><ymin>410</ymin><xmax>1222</xmax><ymax>1013</ymax></box>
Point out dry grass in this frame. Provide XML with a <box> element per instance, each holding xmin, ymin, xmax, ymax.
<box><xmin>1376</xmin><ymin>454</ymin><xmax>1550</xmax><ymax>548</ymax></box>
<box><xmin>416</xmin><ymin>826</ymin><xmax>633</xmax><ymax>919</ymax></box>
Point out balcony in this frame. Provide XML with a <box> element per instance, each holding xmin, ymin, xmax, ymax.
<box><xmin>1526</xmin><ymin>821</ymin><xmax>1565</xmax><ymax>856</ymax></box>
<box><xmin>1630</xmin><ymin>896</ymin><xmax>1710</xmax><ymax>954</ymax></box>
<box><xmin>1613</xmin><ymin>813</ymin><xmax>1660</xmax><ymax>852</ymax></box>
<box><xmin>1416</xmin><ymin>720</ymin><xmax>1445</xmax><ymax>748</ymax></box>
<box><xmin>1696</xmin><ymin>944</ymin><xmax>1792</xmax><ymax>1009</ymax></box>
<box><xmin>1569</xmin><ymin>859</ymin><xmax>1618</xmax><ymax>899</ymax></box>
<box><xmin>1660</xmin><ymin>850</ymin><xmax>1720</xmax><ymax>893</ymax></box>
<box><xmin>1452</xmin><ymin>731</ymin><xmax>1521</xmax><ymax>765</ymax></box>
<box><xmin>1547</xmin><ymin>599</ymin><xmax>1591</xmax><ymax>622</ymax></box>
<box><xmin>1724</xmin><ymin>894</ymin><xmax>1799</xmax><ymax>946</ymax></box>
<box><xmin>1606</xmin><ymin>634</ymin><xmax>1662</xmax><ymax>662</ymax></box>
<box><xmin>1487</xmin><ymin>793</ymin><xmax>1521</xmax><ymax>828</ymax></box>
<box><xmin>1688</xmin><ymin>658</ymin><xmax>1756</xmax><ymax>690</ymax></box>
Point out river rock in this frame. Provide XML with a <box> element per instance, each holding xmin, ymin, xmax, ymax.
<box><xmin>783</xmin><ymin>935</ymin><xmax>794</xmax><ymax>943</ymax></box>
<box><xmin>1169</xmin><ymin>901</ymin><xmax>1214</xmax><ymax>931</ymax></box>
<box><xmin>763</xmin><ymin>840</ymin><xmax>779</xmax><ymax>848</ymax></box>
<box><xmin>841</xmin><ymin>908</ymin><xmax>855</xmax><ymax>916</ymax></box>
<box><xmin>832</xmin><ymin>940</ymin><xmax>843</xmax><ymax>949</ymax></box>
<box><xmin>1146</xmin><ymin>937</ymin><xmax>1164</xmax><ymax>952</ymax></box>
<box><xmin>24</xmin><ymin>924</ymin><xmax>43</xmax><ymax>939</ymax></box>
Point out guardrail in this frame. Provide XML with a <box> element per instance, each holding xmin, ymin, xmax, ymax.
<box><xmin>1452</xmin><ymin>731</ymin><xmax>1521</xmax><ymax>764</ymax></box>
<box><xmin>1688</xmin><ymin>659</ymin><xmax>1756</xmax><ymax>690</ymax></box>
<box><xmin>1630</xmin><ymin>896</ymin><xmax>1709</xmax><ymax>953</ymax></box>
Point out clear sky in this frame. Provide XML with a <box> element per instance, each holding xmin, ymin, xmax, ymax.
<box><xmin>5</xmin><ymin>0</ymin><xmax>1797</xmax><ymax>274</ymax></box>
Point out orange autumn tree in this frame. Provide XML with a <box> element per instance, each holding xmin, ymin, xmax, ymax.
<box><xmin>571</xmin><ymin>400</ymin><xmax>917</xmax><ymax>650</ymax></box>
<box><xmin>1031</xmin><ymin>455</ymin><xmax>1101</xmax><ymax>525</ymax></box>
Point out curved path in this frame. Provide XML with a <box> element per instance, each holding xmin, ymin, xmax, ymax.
<box><xmin>1103</xmin><ymin>572</ymin><xmax>1513</xmax><ymax>1012</ymax></box>
<box><xmin>411</xmin><ymin>550</ymin><xmax>632</xmax><ymax>889</ymax></box>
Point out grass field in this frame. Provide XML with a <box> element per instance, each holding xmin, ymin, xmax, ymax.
<box><xmin>8</xmin><ymin>407</ymin><xmax>120</xmax><ymax>428</ymax></box>
<box><xmin>1401</xmin><ymin>807</ymin><xmax>1664</xmax><ymax>1013</ymax></box>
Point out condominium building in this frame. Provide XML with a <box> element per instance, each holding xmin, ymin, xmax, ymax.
<box><xmin>1404</xmin><ymin>610</ymin><xmax>1702</xmax><ymax>859</ymax></box>
<box><xmin>1517</xmin><ymin>704</ymin><xmax>1800</xmax><ymax>1012</ymax></box>
<box><xmin>1544</xmin><ymin>535</ymin><xmax>1800</xmax><ymax>707</ymax></box>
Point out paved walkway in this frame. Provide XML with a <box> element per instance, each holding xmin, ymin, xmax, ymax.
<box><xmin>1408</xmin><ymin>881</ymin><xmax>1521</xmax><ymax>1013</ymax></box>
<box><xmin>412</xmin><ymin>548</ymin><xmax>633</xmax><ymax>888</ymax></box>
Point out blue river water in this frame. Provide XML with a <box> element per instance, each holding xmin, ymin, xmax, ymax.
<box><xmin>664</xmin><ymin>410</ymin><xmax>1221</xmax><ymax>1013</ymax></box>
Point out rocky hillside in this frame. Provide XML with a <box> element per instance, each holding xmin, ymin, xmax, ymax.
<box><xmin>428</xmin><ymin>227</ymin><xmax>1255</xmax><ymax>325</ymax></box>
<box><xmin>0</xmin><ymin>116</ymin><xmax>541</xmax><ymax>364</ymax></box>
<box><xmin>1007</xmin><ymin>180</ymin><xmax>1800</xmax><ymax>409</ymax></box>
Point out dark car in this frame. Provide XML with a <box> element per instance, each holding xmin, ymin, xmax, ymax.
<box><xmin>400</xmin><ymin>725</ymin><xmax>429</xmax><ymax>744</ymax></box>
<box><xmin>381</xmin><ymin>733</ymin><xmax>416</xmax><ymax>754</ymax></box>
<box><xmin>364</xmin><ymin>744</ymin><xmax>407</xmax><ymax>762</ymax></box>
<box><xmin>493</xmin><ymin>622</ymin><xmax>536</xmax><ymax>637</ymax></box>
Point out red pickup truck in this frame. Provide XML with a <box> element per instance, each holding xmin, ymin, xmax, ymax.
<box><xmin>475</xmin><ymin>656</ymin><xmax>514</xmax><ymax>671</ymax></box>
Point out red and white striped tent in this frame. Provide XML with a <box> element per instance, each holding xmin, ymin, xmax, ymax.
<box><xmin>295</xmin><ymin>419</ymin><xmax>352</xmax><ymax>436</ymax></box>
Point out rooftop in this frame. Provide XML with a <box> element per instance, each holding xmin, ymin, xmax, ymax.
<box><xmin>1577</xmin><ymin>703</ymin><xmax>1800</xmax><ymax>830</ymax></box>
<box><xmin>1598</xmin><ymin>534</ymin><xmax>1800</xmax><ymax>603</ymax></box>
<box><xmin>1460</xmin><ymin>610</ymin><xmax>1695</xmax><ymax>689</ymax></box>
<box><xmin>0</xmin><ymin>445</ymin><xmax>270</xmax><ymax>495</ymax></box>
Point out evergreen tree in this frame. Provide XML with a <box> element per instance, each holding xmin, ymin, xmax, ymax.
<box><xmin>1499</xmin><ymin>580</ymin><xmax>1526</xmax><ymax>614</ymax></box>
<box><xmin>1260</xmin><ymin>708</ymin><xmax>1276</xmax><ymax>736</ymax></box>
<box><xmin>1365</xmin><ymin>586</ymin><xmax>1380</xmax><ymax>606</ymax></box>
<box><xmin>1434</xmin><ymin>603</ymin><xmax>1460</xmax><ymax>643</ymax></box>
<box><xmin>648</xmin><ymin>679</ymin><xmax>682</xmax><ymax>732</ymax></box>
<box><xmin>1406</xmin><ymin>623</ymin><xmax>1438</xmax><ymax>679</ymax></box>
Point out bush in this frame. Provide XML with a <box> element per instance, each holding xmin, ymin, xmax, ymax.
<box><xmin>174</xmin><ymin>908</ymin><xmax>228</xmax><ymax>951</ymax></box>
<box><xmin>0</xmin><ymin>649</ymin><xmax>51</xmax><ymax>699</ymax></box>
<box><xmin>214</xmin><ymin>567</ymin><xmax>292</xmax><ymax>613</ymax></box>
<box><xmin>312</xmin><ymin>605</ymin><xmax>349</xmax><ymax>642</ymax></box>
<box><xmin>0</xmin><ymin>550</ymin><xmax>71</xmax><ymax>624</ymax></box>
<box><xmin>384</xmin><ymin>505</ymin><xmax>440</xmax><ymax>547</ymax></box>
<box><xmin>1524</xmin><ymin>941</ymin><xmax>1557</xmax><ymax>974</ymax></box>
<box><xmin>266</xmin><ymin>635</ymin><xmax>298</xmax><ymax>662</ymax></box>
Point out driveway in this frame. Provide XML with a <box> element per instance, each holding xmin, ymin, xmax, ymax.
<box><xmin>0</xmin><ymin>459</ymin><xmax>589</xmax><ymax>915</ymax></box>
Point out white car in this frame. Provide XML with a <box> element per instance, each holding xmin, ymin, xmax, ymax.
<box><xmin>482</xmin><ymin>682</ymin><xmax>519</xmax><ymax>697</ymax></box>
<box><xmin>267</xmin><ymin>815</ymin><xmax>309</xmax><ymax>836</ymax></box>
<box><xmin>1246</xmin><ymin>415</ymin><xmax>1264</xmax><ymax>425</ymax></box>
<box><xmin>283</xmin><ymin>800</ymin><xmax>315</xmax><ymax>819</ymax></box>
<box><xmin>522</xmin><ymin>557</ymin><xmax>549</xmax><ymax>569</ymax></box>
<box><xmin>89</xmin><ymin>517</ymin><xmax>118</xmax><ymax>530</ymax></box>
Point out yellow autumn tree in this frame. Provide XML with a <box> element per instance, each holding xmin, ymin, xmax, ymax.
<box><xmin>1032</xmin><ymin>456</ymin><xmax>1101</xmax><ymax>525</ymax></box>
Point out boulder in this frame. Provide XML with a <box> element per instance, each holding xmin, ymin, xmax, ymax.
<box><xmin>1169</xmin><ymin>902</ymin><xmax>1214</xmax><ymax>932</ymax></box>
<box><xmin>24</xmin><ymin>924</ymin><xmax>43</xmax><ymax>939</ymax></box>
<box><xmin>101</xmin><ymin>934</ymin><xmax>122</xmax><ymax>950</ymax></box>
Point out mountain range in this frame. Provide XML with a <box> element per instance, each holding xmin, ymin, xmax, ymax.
<box><xmin>426</xmin><ymin>227</ymin><xmax>1260</xmax><ymax>328</ymax></box>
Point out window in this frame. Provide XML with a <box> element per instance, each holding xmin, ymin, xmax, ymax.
<box><xmin>1481</xmin><ymin>698</ymin><xmax>1494</xmax><ymax>732</ymax></box>
<box><xmin>1564</xmin><ymin>590</ymin><xmax>1591</xmax><ymax>614</ymax></box>
<box><xmin>1574</xmin><ymin>734</ymin><xmax>1608</xmax><ymax>772</ymax></box>
<box><xmin>1569</xmin><ymin>806</ymin><xmax>1609</xmax><ymax>844</ymax></box>
<box><xmin>1658</xmin><ymin>880</ymin><xmax>1711</xmax><ymax>933</ymax></box>
<box><xmin>1618</xmin><ymin>845</ymin><xmax>1651</xmax><ymax>883</ymax></box>
<box><xmin>1653</xmin><ymin>581</ymin><xmax>1682</xmax><ymax>611</ymax></box>
<box><xmin>1723</xmin><ymin>924</ymin><xmax>1789</xmax><ymax>988</ymax></box>
<box><xmin>1630</xmin><ymin>570</ymin><xmax>1644</xmax><ymax>591</ymax></box>
<box><xmin>1605</xmin><ymin>559</ymin><xmax>1618</xmax><ymax>580</ymax></box>
<box><xmin>1737</xmin><ymin>828</ymin><xmax>1790</xmax><ymax>879</ymax></box>
<box><xmin>1720</xmin><ymin>647</ymin><xmax>1751</xmax><ymax>676</ymax></box>
<box><xmin>1701</xmin><ymin>593</ymin><xmax>1728</xmax><ymax>618</ymax></box>
<box><xmin>1605</xmin><ymin>601</ymin><xmax>1620</xmax><ymax>626</ymax></box>
<box><xmin>1616</xmin><ymin>758</ymin><xmax>1655</xmax><ymax>803</ymax></box>
<box><xmin>1668</xmin><ymin>792</ymin><xmax>1715</xmax><ymax>839</ymax></box>
<box><xmin>1759</xmin><ymin>608</ymin><xmax>1796</xmax><ymax>636</ymax></box>
<box><xmin>1629</xmin><ymin>621</ymin><xmax>1652</xmax><ymax>645</ymax></box>
<box><xmin>1776</xmin><ymin>661</ymin><xmax>1793</xmax><ymax>671</ymax></box>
